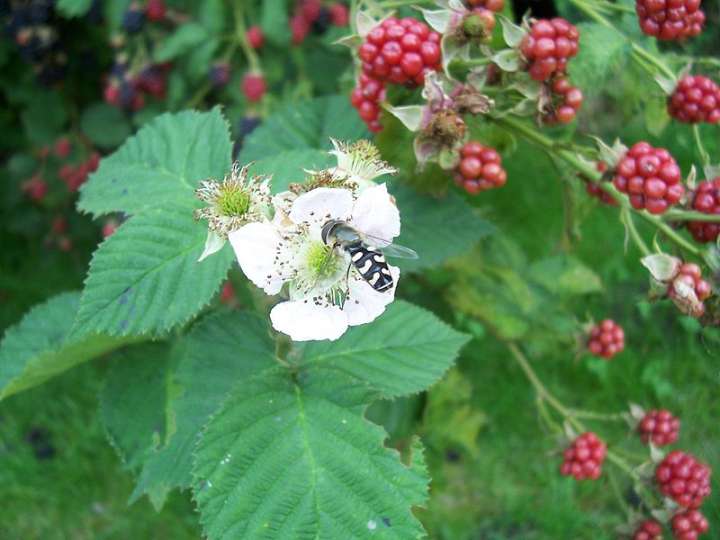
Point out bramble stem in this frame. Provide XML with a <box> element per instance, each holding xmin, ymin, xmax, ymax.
<box><xmin>665</xmin><ymin>209</ymin><xmax>720</xmax><ymax>223</ymax></box>
<box><xmin>621</xmin><ymin>208</ymin><xmax>651</xmax><ymax>256</ymax></box>
<box><xmin>233</xmin><ymin>1</ymin><xmax>260</xmax><ymax>73</ymax></box>
<box><xmin>693</xmin><ymin>125</ymin><xmax>711</xmax><ymax>169</ymax></box>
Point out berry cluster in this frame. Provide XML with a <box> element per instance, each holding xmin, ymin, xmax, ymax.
<box><xmin>632</xmin><ymin>519</ymin><xmax>663</xmax><ymax>540</ymax></box>
<box><xmin>560</xmin><ymin>432</ymin><xmax>606</xmax><ymax>480</ymax></box>
<box><xmin>669</xmin><ymin>75</ymin><xmax>720</xmax><ymax>124</ymax></box>
<box><xmin>350</xmin><ymin>73</ymin><xmax>387</xmax><ymax>133</ymax></box>
<box><xmin>687</xmin><ymin>178</ymin><xmax>720</xmax><ymax>243</ymax></box>
<box><xmin>638</xmin><ymin>409</ymin><xmax>680</xmax><ymax>446</ymax></box>
<box><xmin>668</xmin><ymin>262</ymin><xmax>712</xmax><ymax>317</ymax></box>
<box><xmin>454</xmin><ymin>141</ymin><xmax>507</xmax><ymax>195</ymax></box>
<box><xmin>672</xmin><ymin>509</ymin><xmax>709</xmax><ymax>540</ymax></box>
<box><xmin>543</xmin><ymin>77</ymin><xmax>583</xmax><ymax>124</ymax></box>
<box><xmin>121</xmin><ymin>0</ymin><xmax>167</xmax><ymax>33</ymax></box>
<box><xmin>465</xmin><ymin>0</ymin><xmax>505</xmax><ymax>10</ymax></box>
<box><xmin>104</xmin><ymin>60</ymin><xmax>170</xmax><ymax>112</ymax></box>
<box><xmin>520</xmin><ymin>18</ymin><xmax>579</xmax><ymax>82</ymax></box>
<box><xmin>290</xmin><ymin>0</ymin><xmax>349</xmax><ymax>44</ymax></box>
<box><xmin>587</xmin><ymin>319</ymin><xmax>625</xmax><ymax>360</ymax></box>
<box><xmin>655</xmin><ymin>450</ymin><xmax>712</xmax><ymax>508</ymax></box>
<box><xmin>635</xmin><ymin>0</ymin><xmax>705</xmax><ymax>41</ymax></box>
<box><xmin>59</xmin><ymin>152</ymin><xmax>100</xmax><ymax>192</ymax></box>
<box><xmin>585</xmin><ymin>162</ymin><xmax>617</xmax><ymax>205</ymax></box>
<box><xmin>21</xmin><ymin>175</ymin><xmax>48</xmax><ymax>202</ymax></box>
<box><xmin>612</xmin><ymin>142</ymin><xmax>684</xmax><ymax>214</ymax></box>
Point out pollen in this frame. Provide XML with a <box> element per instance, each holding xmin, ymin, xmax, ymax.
<box><xmin>217</xmin><ymin>186</ymin><xmax>251</xmax><ymax>217</ymax></box>
<box><xmin>306</xmin><ymin>242</ymin><xmax>341</xmax><ymax>279</ymax></box>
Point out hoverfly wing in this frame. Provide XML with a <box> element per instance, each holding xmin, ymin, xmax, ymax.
<box><xmin>359</xmin><ymin>232</ymin><xmax>419</xmax><ymax>260</ymax></box>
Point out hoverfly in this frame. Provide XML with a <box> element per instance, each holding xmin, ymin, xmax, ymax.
<box><xmin>321</xmin><ymin>220</ymin><xmax>418</xmax><ymax>293</ymax></box>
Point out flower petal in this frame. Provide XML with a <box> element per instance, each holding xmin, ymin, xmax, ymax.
<box><xmin>270</xmin><ymin>300</ymin><xmax>348</xmax><ymax>341</ymax></box>
<box><xmin>198</xmin><ymin>230</ymin><xmax>226</xmax><ymax>262</ymax></box>
<box><xmin>228</xmin><ymin>222</ymin><xmax>286</xmax><ymax>295</ymax></box>
<box><xmin>351</xmin><ymin>183</ymin><xmax>401</xmax><ymax>242</ymax></box>
<box><xmin>344</xmin><ymin>265</ymin><xmax>399</xmax><ymax>326</ymax></box>
<box><xmin>289</xmin><ymin>187</ymin><xmax>354</xmax><ymax>227</ymax></box>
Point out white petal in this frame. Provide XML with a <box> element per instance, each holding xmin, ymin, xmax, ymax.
<box><xmin>289</xmin><ymin>187</ymin><xmax>354</xmax><ymax>226</ymax></box>
<box><xmin>344</xmin><ymin>266</ymin><xmax>400</xmax><ymax>326</ymax></box>
<box><xmin>351</xmin><ymin>183</ymin><xmax>400</xmax><ymax>241</ymax></box>
<box><xmin>270</xmin><ymin>301</ymin><xmax>348</xmax><ymax>341</ymax></box>
<box><xmin>198</xmin><ymin>230</ymin><xmax>225</xmax><ymax>262</ymax></box>
<box><xmin>228</xmin><ymin>222</ymin><xmax>285</xmax><ymax>295</ymax></box>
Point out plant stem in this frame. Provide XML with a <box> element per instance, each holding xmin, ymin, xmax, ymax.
<box><xmin>693</xmin><ymin>124</ymin><xmax>711</xmax><ymax>169</ymax></box>
<box><xmin>233</xmin><ymin>1</ymin><xmax>260</xmax><ymax>72</ymax></box>
<box><xmin>621</xmin><ymin>208</ymin><xmax>651</xmax><ymax>256</ymax></box>
<box><xmin>665</xmin><ymin>209</ymin><xmax>720</xmax><ymax>223</ymax></box>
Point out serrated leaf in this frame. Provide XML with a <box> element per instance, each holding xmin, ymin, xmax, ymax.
<box><xmin>154</xmin><ymin>23</ymin><xmax>209</xmax><ymax>63</ymax></box>
<box><xmin>70</xmin><ymin>203</ymin><xmax>234</xmax><ymax>338</ymax></box>
<box><xmin>131</xmin><ymin>311</ymin><xmax>276</xmax><ymax>507</ymax></box>
<box><xmin>391</xmin><ymin>184</ymin><xmax>493</xmax><ymax>272</ymax></box>
<box><xmin>193</xmin><ymin>369</ymin><xmax>428</xmax><ymax>540</ymax></box>
<box><xmin>0</xmin><ymin>292</ymin><xmax>133</xmax><ymax>400</ymax></box>
<box><xmin>248</xmin><ymin>149</ymin><xmax>335</xmax><ymax>194</ymax></box>
<box><xmin>80</xmin><ymin>102</ymin><xmax>132</xmax><ymax>149</ymax></box>
<box><xmin>100</xmin><ymin>343</ymin><xmax>173</xmax><ymax>470</ymax></box>
<box><xmin>78</xmin><ymin>108</ymin><xmax>232</xmax><ymax>218</ymax></box>
<box><xmin>56</xmin><ymin>0</ymin><xmax>93</xmax><ymax>17</ymax></box>
<box><xmin>239</xmin><ymin>96</ymin><xmax>369</xmax><ymax>162</ymax></box>
<box><xmin>301</xmin><ymin>301</ymin><xmax>469</xmax><ymax>398</ymax></box>
<box><xmin>528</xmin><ymin>255</ymin><xmax>603</xmax><ymax>296</ymax></box>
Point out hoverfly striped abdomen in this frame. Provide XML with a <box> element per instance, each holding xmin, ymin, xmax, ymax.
<box><xmin>346</xmin><ymin>242</ymin><xmax>394</xmax><ymax>292</ymax></box>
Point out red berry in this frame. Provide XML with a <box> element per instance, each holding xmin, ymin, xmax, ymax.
<box><xmin>102</xmin><ymin>220</ymin><xmax>118</xmax><ymax>238</ymax></box>
<box><xmin>585</xmin><ymin>161</ymin><xmax>617</xmax><ymax>205</ymax></box>
<box><xmin>104</xmin><ymin>83</ymin><xmax>120</xmax><ymax>106</ymax></box>
<box><xmin>668</xmin><ymin>262</ymin><xmax>712</xmax><ymax>317</ymax></box>
<box><xmin>560</xmin><ymin>432</ymin><xmax>607</xmax><ymax>481</ymax></box>
<box><xmin>687</xmin><ymin>178</ymin><xmax>720</xmax><ymax>243</ymax></box>
<box><xmin>145</xmin><ymin>0</ymin><xmax>166</xmax><ymax>22</ymax></box>
<box><xmin>53</xmin><ymin>137</ymin><xmax>72</xmax><ymax>158</ymax></box>
<box><xmin>638</xmin><ymin>409</ymin><xmax>680</xmax><ymax>446</ymax></box>
<box><xmin>636</xmin><ymin>0</ymin><xmax>705</xmax><ymax>41</ymax></box>
<box><xmin>587</xmin><ymin>319</ymin><xmax>625</xmax><ymax>359</ymax></box>
<box><xmin>520</xmin><ymin>18</ymin><xmax>579</xmax><ymax>81</ymax></box>
<box><xmin>655</xmin><ymin>450</ymin><xmax>712</xmax><ymax>508</ymax></box>
<box><xmin>543</xmin><ymin>76</ymin><xmax>583</xmax><ymax>124</ymax></box>
<box><xmin>350</xmin><ymin>73</ymin><xmax>386</xmax><ymax>132</ymax></box>
<box><xmin>290</xmin><ymin>15</ymin><xmax>309</xmax><ymax>44</ymax></box>
<box><xmin>246</xmin><ymin>26</ymin><xmax>264</xmax><ymax>49</ymax></box>
<box><xmin>633</xmin><ymin>519</ymin><xmax>663</xmax><ymax>540</ymax></box>
<box><xmin>329</xmin><ymin>3</ymin><xmax>349</xmax><ymax>26</ymax></box>
<box><xmin>672</xmin><ymin>509</ymin><xmax>709</xmax><ymax>540</ymax></box>
<box><xmin>87</xmin><ymin>152</ymin><xmax>101</xmax><ymax>173</ymax></box>
<box><xmin>669</xmin><ymin>75</ymin><xmax>720</xmax><ymax>124</ymax></box>
<box><xmin>22</xmin><ymin>175</ymin><xmax>47</xmax><ymax>202</ymax></box>
<box><xmin>220</xmin><ymin>281</ymin><xmax>236</xmax><ymax>305</ymax></box>
<box><xmin>454</xmin><ymin>141</ymin><xmax>507</xmax><ymax>194</ymax></box>
<box><xmin>299</xmin><ymin>0</ymin><xmax>322</xmax><ymax>23</ymax></box>
<box><xmin>58</xmin><ymin>236</ymin><xmax>73</xmax><ymax>252</ymax></box>
<box><xmin>466</xmin><ymin>0</ymin><xmax>505</xmax><ymax>12</ymax></box>
<box><xmin>51</xmin><ymin>216</ymin><xmax>68</xmax><ymax>235</ymax></box>
<box><xmin>613</xmin><ymin>142</ymin><xmax>684</xmax><ymax>214</ymax></box>
<box><xmin>357</xmin><ymin>17</ymin><xmax>442</xmax><ymax>87</ymax></box>
<box><xmin>242</xmin><ymin>73</ymin><xmax>267</xmax><ymax>102</ymax></box>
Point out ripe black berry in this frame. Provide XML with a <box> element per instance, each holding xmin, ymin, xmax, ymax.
<box><xmin>669</xmin><ymin>75</ymin><xmax>720</xmax><ymax>124</ymax></box>
<box><xmin>638</xmin><ymin>409</ymin><xmax>680</xmax><ymax>446</ymax></box>
<box><xmin>122</xmin><ymin>3</ymin><xmax>145</xmax><ymax>33</ymax></box>
<box><xmin>655</xmin><ymin>450</ymin><xmax>711</xmax><ymax>508</ymax></box>
<box><xmin>209</xmin><ymin>62</ymin><xmax>231</xmax><ymax>88</ymax></box>
<box><xmin>520</xmin><ymin>18</ymin><xmax>579</xmax><ymax>82</ymax></box>
<box><xmin>613</xmin><ymin>142</ymin><xmax>684</xmax><ymax>214</ymax></box>
<box><xmin>687</xmin><ymin>178</ymin><xmax>720</xmax><ymax>243</ymax></box>
<box><xmin>587</xmin><ymin>319</ymin><xmax>624</xmax><ymax>359</ymax></box>
<box><xmin>560</xmin><ymin>432</ymin><xmax>606</xmax><ymax>480</ymax></box>
<box><xmin>454</xmin><ymin>141</ymin><xmax>507</xmax><ymax>194</ymax></box>
<box><xmin>636</xmin><ymin>0</ymin><xmax>704</xmax><ymax>41</ymax></box>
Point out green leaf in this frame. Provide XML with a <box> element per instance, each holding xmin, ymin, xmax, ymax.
<box><xmin>71</xmin><ymin>203</ymin><xmax>234</xmax><ymax>338</ymax></box>
<box><xmin>80</xmin><ymin>103</ymin><xmax>132</xmax><ymax>149</ymax></box>
<box><xmin>100</xmin><ymin>343</ymin><xmax>173</xmax><ymax>470</ymax></box>
<box><xmin>56</xmin><ymin>0</ymin><xmax>93</xmax><ymax>17</ymax></box>
<box><xmin>199</xmin><ymin>0</ymin><xmax>227</xmax><ymax>33</ymax></box>
<box><xmin>0</xmin><ymin>292</ymin><xmax>132</xmax><ymax>400</ymax></box>
<box><xmin>249</xmin><ymin>149</ymin><xmax>335</xmax><ymax>194</ymax></box>
<box><xmin>131</xmin><ymin>311</ymin><xmax>276</xmax><ymax>507</ymax></box>
<box><xmin>528</xmin><ymin>255</ymin><xmax>603</xmax><ymax>296</ymax></box>
<box><xmin>78</xmin><ymin>108</ymin><xmax>232</xmax><ymax>218</ymax></box>
<box><xmin>261</xmin><ymin>0</ymin><xmax>290</xmax><ymax>47</ymax></box>
<box><xmin>193</xmin><ymin>369</ymin><xmax>429</xmax><ymax>540</ymax></box>
<box><xmin>239</xmin><ymin>96</ymin><xmax>369</xmax><ymax>162</ymax></box>
<box><xmin>301</xmin><ymin>301</ymin><xmax>469</xmax><ymax>398</ymax></box>
<box><xmin>568</xmin><ymin>23</ymin><xmax>627</xmax><ymax>97</ymax></box>
<box><xmin>392</xmin><ymin>184</ymin><xmax>493</xmax><ymax>272</ymax></box>
<box><xmin>20</xmin><ymin>91</ymin><xmax>67</xmax><ymax>145</ymax></box>
<box><xmin>154</xmin><ymin>23</ymin><xmax>209</xmax><ymax>63</ymax></box>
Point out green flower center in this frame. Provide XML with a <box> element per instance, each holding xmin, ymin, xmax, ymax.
<box><xmin>306</xmin><ymin>242</ymin><xmax>342</xmax><ymax>280</ymax></box>
<box><xmin>217</xmin><ymin>186</ymin><xmax>251</xmax><ymax>217</ymax></box>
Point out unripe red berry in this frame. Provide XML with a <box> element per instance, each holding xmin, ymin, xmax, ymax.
<box><xmin>638</xmin><ymin>409</ymin><xmax>680</xmax><ymax>446</ymax></box>
<box><xmin>145</xmin><ymin>0</ymin><xmax>166</xmax><ymax>22</ymax></box>
<box><xmin>587</xmin><ymin>319</ymin><xmax>625</xmax><ymax>359</ymax></box>
<box><xmin>672</xmin><ymin>509</ymin><xmax>709</xmax><ymax>540</ymax></box>
<box><xmin>329</xmin><ymin>3</ymin><xmax>349</xmax><ymax>26</ymax></box>
<box><xmin>454</xmin><ymin>141</ymin><xmax>507</xmax><ymax>194</ymax></box>
<box><xmin>585</xmin><ymin>161</ymin><xmax>617</xmax><ymax>205</ymax></box>
<box><xmin>466</xmin><ymin>0</ymin><xmax>504</xmax><ymax>12</ymax></box>
<box><xmin>350</xmin><ymin>74</ymin><xmax>386</xmax><ymax>132</ymax></box>
<box><xmin>242</xmin><ymin>73</ymin><xmax>267</xmax><ymax>102</ymax></box>
<box><xmin>687</xmin><ymin>178</ymin><xmax>720</xmax><ymax>243</ymax></box>
<box><xmin>102</xmin><ymin>220</ymin><xmax>118</xmax><ymax>238</ymax></box>
<box><xmin>51</xmin><ymin>216</ymin><xmax>68</xmax><ymax>235</ymax></box>
<box><xmin>669</xmin><ymin>75</ymin><xmax>720</xmax><ymax>124</ymax></box>
<box><xmin>300</xmin><ymin>0</ymin><xmax>322</xmax><ymax>23</ymax></box>
<box><xmin>58</xmin><ymin>236</ymin><xmax>73</xmax><ymax>252</ymax></box>
<box><xmin>613</xmin><ymin>142</ymin><xmax>684</xmax><ymax>214</ymax></box>
<box><xmin>560</xmin><ymin>432</ymin><xmax>606</xmax><ymax>481</ymax></box>
<box><xmin>633</xmin><ymin>519</ymin><xmax>662</xmax><ymax>540</ymax></box>
<box><xmin>22</xmin><ymin>175</ymin><xmax>47</xmax><ymax>202</ymax></box>
<box><xmin>290</xmin><ymin>15</ymin><xmax>309</xmax><ymax>44</ymax></box>
<box><xmin>543</xmin><ymin>76</ymin><xmax>583</xmax><ymax>124</ymax></box>
<box><xmin>636</xmin><ymin>0</ymin><xmax>705</xmax><ymax>41</ymax></box>
<box><xmin>246</xmin><ymin>25</ymin><xmax>264</xmax><ymax>49</ymax></box>
<box><xmin>220</xmin><ymin>281</ymin><xmax>236</xmax><ymax>305</ymax></box>
<box><xmin>520</xmin><ymin>18</ymin><xmax>579</xmax><ymax>82</ymax></box>
<box><xmin>655</xmin><ymin>450</ymin><xmax>711</xmax><ymax>508</ymax></box>
<box><xmin>53</xmin><ymin>137</ymin><xmax>71</xmax><ymax>158</ymax></box>
<box><xmin>668</xmin><ymin>263</ymin><xmax>712</xmax><ymax>317</ymax></box>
